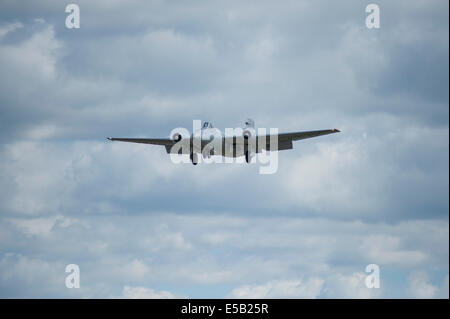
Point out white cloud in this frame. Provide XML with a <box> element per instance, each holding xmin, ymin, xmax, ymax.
<box><xmin>121</xmin><ymin>286</ymin><xmax>177</xmax><ymax>299</ymax></box>
<box><xmin>359</xmin><ymin>235</ymin><xmax>427</xmax><ymax>267</ymax></box>
<box><xmin>0</xmin><ymin>24</ymin><xmax>62</xmax><ymax>85</ymax></box>
<box><xmin>123</xmin><ymin>259</ymin><xmax>150</xmax><ymax>280</ymax></box>
<box><xmin>228</xmin><ymin>278</ymin><xmax>324</xmax><ymax>298</ymax></box>
<box><xmin>0</xmin><ymin>141</ymin><xmax>77</xmax><ymax>216</ymax></box>
<box><xmin>0</xmin><ymin>22</ymin><xmax>23</xmax><ymax>38</ymax></box>
<box><xmin>0</xmin><ymin>254</ymin><xmax>66</xmax><ymax>297</ymax></box>
<box><xmin>284</xmin><ymin>139</ymin><xmax>377</xmax><ymax>213</ymax></box>
<box><xmin>323</xmin><ymin>272</ymin><xmax>381</xmax><ymax>299</ymax></box>
<box><xmin>227</xmin><ymin>273</ymin><xmax>383</xmax><ymax>299</ymax></box>
<box><xmin>408</xmin><ymin>271</ymin><xmax>439</xmax><ymax>298</ymax></box>
<box><xmin>9</xmin><ymin>216</ymin><xmax>61</xmax><ymax>236</ymax></box>
<box><xmin>0</xmin><ymin>212</ymin><xmax>447</xmax><ymax>298</ymax></box>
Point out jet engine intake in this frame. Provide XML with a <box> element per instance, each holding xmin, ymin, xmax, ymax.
<box><xmin>243</xmin><ymin>128</ymin><xmax>255</xmax><ymax>140</ymax></box>
<box><xmin>172</xmin><ymin>132</ymin><xmax>182</xmax><ymax>142</ymax></box>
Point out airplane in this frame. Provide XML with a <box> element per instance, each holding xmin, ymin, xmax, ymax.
<box><xmin>107</xmin><ymin>119</ymin><xmax>340</xmax><ymax>165</ymax></box>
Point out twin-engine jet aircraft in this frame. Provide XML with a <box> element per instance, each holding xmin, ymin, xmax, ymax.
<box><xmin>107</xmin><ymin>119</ymin><xmax>340</xmax><ymax>165</ymax></box>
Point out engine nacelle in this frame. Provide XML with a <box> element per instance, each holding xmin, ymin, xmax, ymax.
<box><xmin>242</xmin><ymin>128</ymin><xmax>256</xmax><ymax>160</ymax></box>
<box><xmin>172</xmin><ymin>132</ymin><xmax>182</xmax><ymax>142</ymax></box>
<box><xmin>243</xmin><ymin>128</ymin><xmax>255</xmax><ymax>140</ymax></box>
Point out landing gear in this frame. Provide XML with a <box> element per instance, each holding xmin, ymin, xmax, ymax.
<box><xmin>190</xmin><ymin>152</ymin><xmax>198</xmax><ymax>165</ymax></box>
<box><xmin>245</xmin><ymin>151</ymin><xmax>250</xmax><ymax>163</ymax></box>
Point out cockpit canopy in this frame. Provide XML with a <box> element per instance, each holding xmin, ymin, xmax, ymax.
<box><xmin>202</xmin><ymin>121</ymin><xmax>213</xmax><ymax>129</ymax></box>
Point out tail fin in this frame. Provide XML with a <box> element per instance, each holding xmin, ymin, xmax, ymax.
<box><xmin>244</xmin><ymin>118</ymin><xmax>255</xmax><ymax>129</ymax></box>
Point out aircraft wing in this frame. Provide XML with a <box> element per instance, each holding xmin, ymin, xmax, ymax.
<box><xmin>278</xmin><ymin>129</ymin><xmax>340</xmax><ymax>142</ymax></box>
<box><xmin>107</xmin><ymin>128</ymin><xmax>340</xmax><ymax>153</ymax></box>
<box><xmin>263</xmin><ymin>129</ymin><xmax>340</xmax><ymax>151</ymax></box>
<box><xmin>106</xmin><ymin>137</ymin><xmax>193</xmax><ymax>154</ymax></box>
<box><xmin>106</xmin><ymin>137</ymin><xmax>175</xmax><ymax>146</ymax></box>
<box><xmin>223</xmin><ymin>128</ymin><xmax>339</xmax><ymax>151</ymax></box>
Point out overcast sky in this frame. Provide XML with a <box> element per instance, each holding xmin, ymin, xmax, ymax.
<box><xmin>0</xmin><ymin>0</ymin><xmax>448</xmax><ymax>298</ymax></box>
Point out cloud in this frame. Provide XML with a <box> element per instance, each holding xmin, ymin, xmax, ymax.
<box><xmin>121</xmin><ymin>286</ymin><xmax>178</xmax><ymax>299</ymax></box>
<box><xmin>0</xmin><ymin>254</ymin><xmax>65</xmax><ymax>298</ymax></box>
<box><xmin>0</xmin><ymin>0</ymin><xmax>448</xmax><ymax>298</ymax></box>
<box><xmin>227</xmin><ymin>273</ymin><xmax>384</xmax><ymax>299</ymax></box>
<box><xmin>359</xmin><ymin>235</ymin><xmax>427</xmax><ymax>267</ymax></box>
<box><xmin>0</xmin><ymin>212</ymin><xmax>447</xmax><ymax>297</ymax></box>
<box><xmin>228</xmin><ymin>278</ymin><xmax>324</xmax><ymax>299</ymax></box>
<box><xmin>0</xmin><ymin>24</ymin><xmax>61</xmax><ymax>83</ymax></box>
<box><xmin>0</xmin><ymin>21</ymin><xmax>22</xmax><ymax>38</ymax></box>
<box><xmin>408</xmin><ymin>271</ymin><xmax>440</xmax><ymax>298</ymax></box>
<box><xmin>322</xmin><ymin>272</ymin><xmax>381</xmax><ymax>299</ymax></box>
<box><xmin>407</xmin><ymin>271</ymin><xmax>449</xmax><ymax>299</ymax></box>
<box><xmin>7</xmin><ymin>215</ymin><xmax>72</xmax><ymax>236</ymax></box>
<box><xmin>122</xmin><ymin>259</ymin><xmax>150</xmax><ymax>280</ymax></box>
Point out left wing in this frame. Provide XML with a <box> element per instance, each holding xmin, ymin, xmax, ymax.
<box><xmin>106</xmin><ymin>137</ymin><xmax>175</xmax><ymax>146</ymax></box>
<box><xmin>106</xmin><ymin>137</ymin><xmax>186</xmax><ymax>154</ymax></box>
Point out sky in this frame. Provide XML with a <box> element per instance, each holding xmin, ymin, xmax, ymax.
<box><xmin>0</xmin><ymin>0</ymin><xmax>448</xmax><ymax>298</ymax></box>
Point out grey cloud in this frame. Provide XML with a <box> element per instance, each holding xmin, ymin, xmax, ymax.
<box><xmin>0</xmin><ymin>213</ymin><xmax>447</xmax><ymax>298</ymax></box>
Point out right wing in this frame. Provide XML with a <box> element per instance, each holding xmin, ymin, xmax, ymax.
<box><xmin>277</xmin><ymin>129</ymin><xmax>340</xmax><ymax>142</ymax></box>
<box><xmin>265</xmin><ymin>129</ymin><xmax>340</xmax><ymax>151</ymax></box>
<box><xmin>221</xmin><ymin>129</ymin><xmax>340</xmax><ymax>152</ymax></box>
